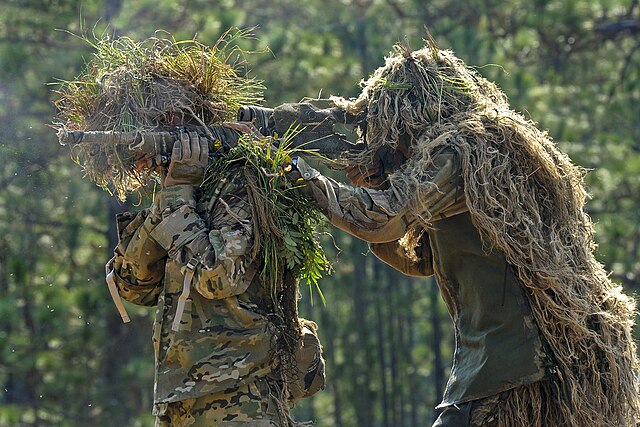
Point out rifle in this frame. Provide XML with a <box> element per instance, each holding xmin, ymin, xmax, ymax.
<box><xmin>57</xmin><ymin>101</ymin><xmax>364</xmax><ymax>166</ymax></box>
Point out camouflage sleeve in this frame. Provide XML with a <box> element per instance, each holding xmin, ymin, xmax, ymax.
<box><xmin>295</xmin><ymin>150</ymin><xmax>464</xmax><ymax>243</ymax></box>
<box><xmin>110</xmin><ymin>209</ymin><xmax>167</xmax><ymax>306</ymax></box>
<box><xmin>149</xmin><ymin>185</ymin><xmax>256</xmax><ymax>300</ymax></box>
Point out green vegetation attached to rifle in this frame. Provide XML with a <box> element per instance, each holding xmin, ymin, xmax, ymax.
<box><xmin>204</xmin><ymin>128</ymin><xmax>331</xmax><ymax>304</ymax></box>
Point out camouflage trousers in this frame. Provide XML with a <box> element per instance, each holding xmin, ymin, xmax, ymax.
<box><xmin>433</xmin><ymin>393</ymin><xmax>502</xmax><ymax>427</ymax></box>
<box><xmin>154</xmin><ymin>379</ymin><xmax>286</xmax><ymax>427</ymax></box>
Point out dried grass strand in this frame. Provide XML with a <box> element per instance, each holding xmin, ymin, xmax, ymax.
<box><xmin>53</xmin><ymin>31</ymin><xmax>264</xmax><ymax>200</ymax></box>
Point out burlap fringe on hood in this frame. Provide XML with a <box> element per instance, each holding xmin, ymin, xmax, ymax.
<box><xmin>332</xmin><ymin>42</ymin><xmax>640</xmax><ymax>426</ymax></box>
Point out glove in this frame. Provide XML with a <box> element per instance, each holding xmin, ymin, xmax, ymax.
<box><xmin>163</xmin><ymin>131</ymin><xmax>209</xmax><ymax>187</ymax></box>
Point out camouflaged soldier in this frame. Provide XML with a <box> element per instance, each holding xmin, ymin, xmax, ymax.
<box><xmin>107</xmin><ymin>131</ymin><xmax>324</xmax><ymax>427</ymax></box>
<box><xmin>289</xmin><ymin>42</ymin><xmax>640</xmax><ymax>427</ymax></box>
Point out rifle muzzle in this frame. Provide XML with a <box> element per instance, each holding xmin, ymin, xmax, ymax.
<box><xmin>237</xmin><ymin>106</ymin><xmax>274</xmax><ymax>134</ymax></box>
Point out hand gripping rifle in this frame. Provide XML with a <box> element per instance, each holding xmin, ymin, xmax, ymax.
<box><xmin>57</xmin><ymin>101</ymin><xmax>363</xmax><ymax>167</ymax></box>
<box><xmin>237</xmin><ymin>100</ymin><xmax>364</xmax><ymax>161</ymax></box>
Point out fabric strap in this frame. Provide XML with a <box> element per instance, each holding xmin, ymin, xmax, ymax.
<box><xmin>105</xmin><ymin>257</ymin><xmax>131</xmax><ymax>323</ymax></box>
<box><xmin>171</xmin><ymin>258</ymin><xmax>198</xmax><ymax>332</ymax></box>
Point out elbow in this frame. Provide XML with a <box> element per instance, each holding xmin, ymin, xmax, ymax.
<box><xmin>194</xmin><ymin>264</ymin><xmax>256</xmax><ymax>300</ymax></box>
<box><xmin>110</xmin><ymin>269</ymin><xmax>162</xmax><ymax>306</ymax></box>
<box><xmin>349</xmin><ymin>226</ymin><xmax>403</xmax><ymax>243</ymax></box>
<box><xmin>330</xmin><ymin>214</ymin><xmax>407</xmax><ymax>243</ymax></box>
<box><xmin>127</xmin><ymin>263</ymin><xmax>166</xmax><ymax>288</ymax></box>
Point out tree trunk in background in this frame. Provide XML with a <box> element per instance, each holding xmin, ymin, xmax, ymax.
<box><xmin>320</xmin><ymin>305</ymin><xmax>344</xmax><ymax>427</ymax></box>
<box><xmin>97</xmin><ymin>3</ymin><xmax>129</xmax><ymax>419</ymax></box>
<box><xmin>354</xmin><ymin>1</ymin><xmax>371</xmax><ymax>76</ymax></box>
<box><xmin>104</xmin><ymin>0</ymin><xmax>122</xmax><ymax>22</ymax></box>
<box><xmin>406</xmin><ymin>280</ymin><xmax>419</xmax><ymax>427</ymax></box>
<box><xmin>386</xmin><ymin>273</ymin><xmax>400</xmax><ymax>427</ymax></box>
<box><xmin>373</xmin><ymin>261</ymin><xmax>390</xmax><ymax>427</ymax></box>
<box><xmin>352</xmin><ymin>242</ymin><xmax>373</xmax><ymax>427</ymax></box>
<box><xmin>20</xmin><ymin>241</ymin><xmax>42</xmax><ymax>426</ymax></box>
<box><xmin>0</xmin><ymin>238</ymin><xmax>14</xmax><ymax>406</ymax></box>
<box><xmin>396</xmin><ymin>279</ymin><xmax>407</xmax><ymax>427</ymax></box>
<box><xmin>352</xmin><ymin>16</ymin><xmax>372</xmax><ymax>427</ymax></box>
<box><xmin>430</xmin><ymin>278</ymin><xmax>445</xmax><ymax>419</ymax></box>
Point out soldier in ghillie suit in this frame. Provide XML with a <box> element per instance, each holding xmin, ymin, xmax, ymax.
<box><xmin>290</xmin><ymin>40</ymin><xmax>640</xmax><ymax>426</ymax></box>
<box><xmin>54</xmin><ymin>34</ymin><xmax>325</xmax><ymax>427</ymax></box>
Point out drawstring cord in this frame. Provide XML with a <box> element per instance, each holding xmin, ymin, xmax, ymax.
<box><xmin>104</xmin><ymin>255</ymin><xmax>197</xmax><ymax>331</ymax></box>
<box><xmin>105</xmin><ymin>257</ymin><xmax>131</xmax><ymax>323</ymax></box>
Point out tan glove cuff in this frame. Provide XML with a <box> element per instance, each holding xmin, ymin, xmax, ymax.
<box><xmin>295</xmin><ymin>157</ymin><xmax>322</xmax><ymax>180</ymax></box>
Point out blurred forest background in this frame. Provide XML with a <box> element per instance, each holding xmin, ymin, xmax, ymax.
<box><xmin>1</xmin><ymin>0</ymin><xmax>639</xmax><ymax>426</ymax></box>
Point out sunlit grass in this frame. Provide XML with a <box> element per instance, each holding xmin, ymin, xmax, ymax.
<box><xmin>204</xmin><ymin>128</ymin><xmax>331</xmax><ymax>307</ymax></box>
<box><xmin>52</xmin><ymin>29</ymin><xmax>264</xmax><ymax>200</ymax></box>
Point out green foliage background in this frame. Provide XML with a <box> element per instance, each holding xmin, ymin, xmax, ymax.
<box><xmin>0</xmin><ymin>1</ymin><xmax>639</xmax><ymax>426</ymax></box>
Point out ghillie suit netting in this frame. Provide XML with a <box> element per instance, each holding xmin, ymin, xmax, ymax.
<box><xmin>332</xmin><ymin>41</ymin><xmax>640</xmax><ymax>426</ymax></box>
<box><xmin>53</xmin><ymin>32</ymin><xmax>329</xmax><ymax>420</ymax></box>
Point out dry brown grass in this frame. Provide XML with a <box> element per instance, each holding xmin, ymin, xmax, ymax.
<box><xmin>332</xmin><ymin>41</ymin><xmax>640</xmax><ymax>426</ymax></box>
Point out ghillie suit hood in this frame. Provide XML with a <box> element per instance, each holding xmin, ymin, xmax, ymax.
<box><xmin>333</xmin><ymin>42</ymin><xmax>640</xmax><ymax>426</ymax></box>
<box><xmin>53</xmin><ymin>31</ymin><xmax>263</xmax><ymax>200</ymax></box>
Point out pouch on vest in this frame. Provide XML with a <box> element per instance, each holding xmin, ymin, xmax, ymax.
<box><xmin>287</xmin><ymin>319</ymin><xmax>326</xmax><ymax>403</ymax></box>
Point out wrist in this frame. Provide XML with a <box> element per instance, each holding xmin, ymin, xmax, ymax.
<box><xmin>156</xmin><ymin>185</ymin><xmax>196</xmax><ymax>212</ymax></box>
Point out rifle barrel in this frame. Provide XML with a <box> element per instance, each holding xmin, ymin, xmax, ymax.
<box><xmin>57</xmin><ymin>104</ymin><xmax>363</xmax><ymax>163</ymax></box>
<box><xmin>57</xmin><ymin>127</ymin><xmax>240</xmax><ymax>156</ymax></box>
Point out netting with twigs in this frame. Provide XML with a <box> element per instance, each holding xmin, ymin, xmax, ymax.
<box><xmin>332</xmin><ymin>40</ymin><xmax>640</xmax><ymax>426</ymax></box>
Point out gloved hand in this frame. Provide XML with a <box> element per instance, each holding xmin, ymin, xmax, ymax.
<box><xmin>163</xmin><ymin>131</ymin><xmax>209</xmax><ymax>187</ymax></box>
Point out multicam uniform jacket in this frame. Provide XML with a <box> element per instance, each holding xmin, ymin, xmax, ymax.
<box><xmin>107</xmin><ymin>168</ymin><xmax>276</xmax><ymax>415</ymax></box>
<box><xmin>296</xmin><ymin>149</ymin><xmax>550</xmax><ymax>408</ymax></box>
